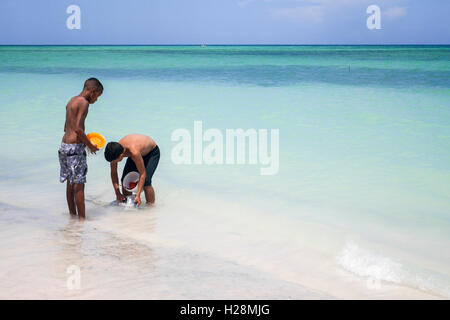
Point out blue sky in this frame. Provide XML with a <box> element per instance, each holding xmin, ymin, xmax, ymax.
<box><xmin>0</xmin><ymin>0</ymin><xmax>449</xmax><ymax>44</ymax></box>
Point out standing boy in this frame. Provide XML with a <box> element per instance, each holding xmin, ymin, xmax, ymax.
<box><xmin>59</xmin><ymin>78</ymin><xmax>103</xmax><ymax>219</ymax></box>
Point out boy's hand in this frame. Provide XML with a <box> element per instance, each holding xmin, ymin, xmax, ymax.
<box><xmin>88</xmin><ymin>143</ymin><xmax>99</xmax><ymax>154</ymax></box>
<box><xmin>134</xmin><ymin>195</ymin><xmax>142</xmax><ymax>207</ymax></box>
<box><xmin>116</xmin><ymin>192</ymin><xmax>126</xmax><ymax>203</ymax></box>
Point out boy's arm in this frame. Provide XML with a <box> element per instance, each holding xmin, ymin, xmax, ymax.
<box><xmin>110</xmin><ymin>162</ymin><xmax>125</xmax><ymax>202</ymax></box>
<box><xmin>131</xmin><ymin>153</ymin><xmax>147</xmax><ymax>206</ymax></box>
<box><xmin>74</xmin><ymin>100</ymin><xmax>98</xmax><ymax>153</ymax></box>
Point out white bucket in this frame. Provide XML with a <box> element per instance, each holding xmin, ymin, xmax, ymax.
<box><xmin>123</xmin><ymin>171</ymin><xmax>140</xmax><ymax>192</ymax></box>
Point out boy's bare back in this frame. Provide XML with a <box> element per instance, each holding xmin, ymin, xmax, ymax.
<box><xmin>119</xmin><ymin>134</ymin><xmax>157</xmax><ymax>157</ymax></box>
<box><xmin>62</xmin><ymin>96</ymin><xmax>89</xmax><ymax>144</ymax></box>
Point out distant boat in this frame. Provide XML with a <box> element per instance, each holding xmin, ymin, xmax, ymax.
<box><xmin>201</xmin><ymin>44</ymin><xmax>207</xmax><ymax>47</ymax></box>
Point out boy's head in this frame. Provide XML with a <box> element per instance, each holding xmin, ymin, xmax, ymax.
<box><xmin>104</xmin><ymin>142</ymin><xmax>125</xmax><ymax>162</ymax></box>
<box><xmin>83</xmin><ymin>78</ymin><xmax>103</xmax><ymax>104</ymax></box>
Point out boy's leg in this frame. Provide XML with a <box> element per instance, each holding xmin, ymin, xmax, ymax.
<box><xmin>66</xmin><ymin>181</ymin><xmax>77</xmax><ymax>216</ymax></box>
<box><xmin>73</xmin><ymin>183</ymin><xmax>85</xmax><ymax>219</ymax></box>
<box><xmin>144</xmin><ymin>186</ymin><xmax>155</xmax><ymax>204</ymax></box>
<box><xmin>142</xmin><ymin>146</ymin><xmax>159</xmax><ymax>205</ymax></box>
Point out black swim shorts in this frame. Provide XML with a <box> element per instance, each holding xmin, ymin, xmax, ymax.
<box><xmin>121</xmin><ymin>145</ymin><xmax>160</xmax><ymax>187</ymax></box>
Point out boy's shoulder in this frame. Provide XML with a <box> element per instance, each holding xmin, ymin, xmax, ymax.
<box><xmin>68</xmin><ymin>96</ymin><xmax>89</xmax><ymax>110</ymax></box>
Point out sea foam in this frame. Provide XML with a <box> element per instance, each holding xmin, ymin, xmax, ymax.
<box><xmin>336</xmin><ymin>241</ymin><xmax>404</xmax><ymax>284</ymax></box>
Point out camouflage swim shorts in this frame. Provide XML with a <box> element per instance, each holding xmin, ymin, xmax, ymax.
<box><xmin>58</xmin><ymin>143</ymin><xmax>88</xmax><ymax>184</ymax></box>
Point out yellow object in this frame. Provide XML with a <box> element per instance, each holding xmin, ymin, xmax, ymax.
<box><xmin>87</xmin><ymin>132</ymin><xmax>106</xmax><ymax>149</ymax></box>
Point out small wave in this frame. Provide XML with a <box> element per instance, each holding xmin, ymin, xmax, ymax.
<box><xmin>336</xmin><ymin>241</ymin><xmax>450</xmax><ymax>298</ymax></box>
<box><xmin>336</xmin><ymin>242</ymin><xmax>404</xmax><ymax>284</ymax></box>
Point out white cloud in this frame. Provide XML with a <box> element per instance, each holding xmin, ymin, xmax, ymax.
<box><xmin>300</xmin><ymin>0</ymin><xmax>363</xmax><ymax>4</ymax></box>
<box><xmin>271</xmin><ymin>5</ymin><xmax>325</xmax><ymax>23</ymax></box>
<box><xmin>244</xmin><ymin>0</ymin><xmax>409</xmax><ymax>24</ymax></box>
<box><xmin>384</xmin><ymin>6</ymin><xmax>407</xmax><ymax>19</ymax></box>
<box><xmin>237</xmin><ymin>0</ymin><xmax>257</xmax><ymax>7</ymax></box>
<box><xmin>238</xmin><ymin>0</ymin><xmax>273</xmax><ymax>6</ymax></box>
<box><xmin>241</xmin><ymin>0</ymin><xmax>408</xmax><ymax>6</ymax></box>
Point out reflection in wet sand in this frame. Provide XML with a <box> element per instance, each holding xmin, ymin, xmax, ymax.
<box><xmin>55</xmin><ymin>213</ymin><xmax>157</xmax><ymax>299</ymax></box>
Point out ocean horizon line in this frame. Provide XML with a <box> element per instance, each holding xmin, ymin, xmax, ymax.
<box><xmin>1</xmin><ymin>43</ymin><xmax>449</xmax><ymax>47</ymax></box>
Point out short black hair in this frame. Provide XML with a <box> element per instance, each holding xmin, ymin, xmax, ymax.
<box><xmin>104</xmin><ymin>142</ymin><xmax>124</xmax><ymax>162</ymax></box>
<box><xmin>84</xmin><ymin>78</ymin><xmax>103</xmax><ymax>93</ymax></box>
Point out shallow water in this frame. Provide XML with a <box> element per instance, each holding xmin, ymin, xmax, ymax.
<box><xmin>0</xmin><ymin>45</ymin><xmax>449</xmax><ymax>299</ymax></box>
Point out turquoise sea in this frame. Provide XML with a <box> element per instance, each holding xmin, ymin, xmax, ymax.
<box><xmin>0</xmin><ymin>45</ymin><xmax>449</xmax><ymax>299</ymax></box>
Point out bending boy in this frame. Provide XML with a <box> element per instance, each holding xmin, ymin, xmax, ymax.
<box><xmin>59</xmin><ymin>78</ymin><xmax>103</xmax><ymax>219</ymax></box>
<box><xmin>104</xmin><ymin>135</ymin><xmax>160</xmax><ymax>206</ymax></box>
